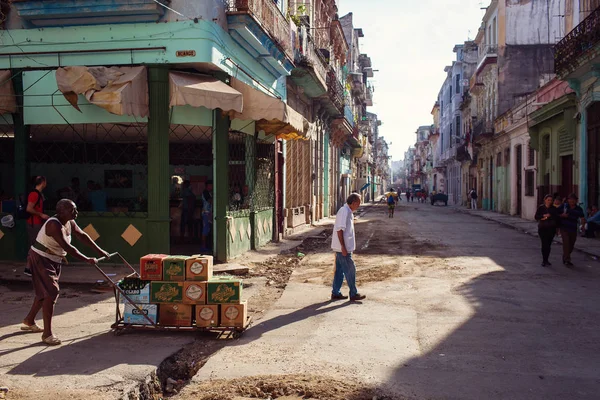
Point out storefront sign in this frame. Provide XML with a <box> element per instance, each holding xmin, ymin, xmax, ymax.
<box><xmin>176</xmin><ymin>50</ymin><xmax>196</xmax><ymax>57</ymax></box>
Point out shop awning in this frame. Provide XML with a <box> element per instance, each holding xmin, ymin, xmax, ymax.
<box><xmin>169</xmin><ymin>72</ymin><xmax>243</xmax><ymax>113</ymax></box>
<box><xmin>230</xmin><ymin>78</ymin><xmax>307</xmax><ymax>140</ymax></box>
<box><xmin>0</xmin><ymin>70</ymin><xmax>17</xmax><ymax>115</ymax></box>
<box><xmin>56</xmin><ymin>66</ymin><xmax>148</xmax><ymax>117</ymax></box>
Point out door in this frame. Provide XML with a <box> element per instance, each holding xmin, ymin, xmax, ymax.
<box><xmin>516</xmin><ymin>145</ymin><xmax>523</xmax><ymax>216</ymax></box>
<box><xmin>588</xmin><ymin>102</ymin><xmax>600</xmax><ymax>208</ymax></box>
<box><xmin>561</xmin><ymin>155</ymin><xmax>573</xmax><ymax>199</ymax></box>
<box><xmin>489</xmin><ymin>158</ymin><xmax>494</xmax><ymax>210</ymax></box>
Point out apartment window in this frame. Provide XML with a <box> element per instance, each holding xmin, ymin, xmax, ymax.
<box><xmin>525</xmin><ymin>170</ymin><xmax>535</xmax><ymax>196</ymax></box>
<box><xmin>455</xmin><ymin>75</ymin><xmax>461</xmax><ymax>94</ymax></box>
<box><xmin>543</xmin><ymin>135</ymin><xmax>550</xmax><ymax>160</ymax></box>
<box><xmin>497</xmin><ymin>152</ymin><xmax>502</xmax><ymax>167</ymax></box>
<box><xmin>527</xmin><ymin>143</ymin><xmax>535</xmax><ymax>166</ymax></box>
<box><xmin>449</xmin><ymin>86</ymin><xmax>452</xmax><ymax>103</ymax></box>
<box><xmin>441</xmin><ymin>101</ymin><xmax>443</xmax><ymax>116</ymax></box>
<box><xmin>455</xmin><ymin>116</ymin><xmax>461</xmax><ymax>138</ymax></box>
<box><xmin>492</xmin><ymin>17</ymin><xmax>497</xmax><ymax>45</ymax></box>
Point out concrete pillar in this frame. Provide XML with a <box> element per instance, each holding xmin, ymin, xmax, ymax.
<box><xmin>213</xmin><ymin>110</ymin><xmax>230</xmax><ymax>261</ymax></box>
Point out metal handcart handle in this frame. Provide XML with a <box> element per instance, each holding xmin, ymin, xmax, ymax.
<box><xmin>93</xmin><ymin>252</ymin><xmax>157</xmax><ymax>327</ymax></box>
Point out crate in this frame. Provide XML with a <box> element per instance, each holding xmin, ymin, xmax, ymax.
<box><xmin>162</xmin><ymin>256</ymin><xmax>188</xmax><ymax>281</ymax></box>
<box><xmin>220</xmin><ymin>301</ymin><xmax>247</xmax><ymax>328</ymax></box>
<box><xmin>185</xmin><ymin>255</ymin><xmax>213</xmax><ymax>281</ymax></box>
<box><xmin>140</xmin><ymin>254</ymin><xmax>168</xmax><ymax>281</ymax></box>
<box><xmin>118</xmin><ymin>278</ymin><xmax>151</xmax><ymax>304</ymax></box>
<box><xmin>207</xmin><ymin>277</ymin><xmax>242</xmax><ymax>304</ymax></box>
<box><xmin>123</xmin><ymin>304</ymin><xmax>158</xmax><ymax>325</ymax></box>
<box><xmin>150</xmin><ymin>281</ymin><xmax>184</xmax><ymax>303</ymax></box>
<box><xmin>195</xmin><ymin>304</ymin><xmax>219</xmax><ymax>328</ymax></box>
<box><xmin>159</xmin><ymin>304</ymin><xmax>193</xmax><ymax>326</ymax></box>
<box><xmin>183</xmin><ymin>281</ymin><xmax>207</xmax><ymax>304</ymax></box>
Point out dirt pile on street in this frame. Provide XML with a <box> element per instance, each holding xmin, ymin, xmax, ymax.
<box><xmin>178</xmin><ymin>374</ymin><xmax>402</xmax><ymax>400</ymax></box>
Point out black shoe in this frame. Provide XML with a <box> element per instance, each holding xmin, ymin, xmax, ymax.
<box><xmin>546</xmin><ymin>261</ymin><xmax>552</xmax><ymax>266</ymax></box>
<box><xmin>541</xmin><ymin>262</ymin><xmax>548</xmax><ymax>267</ymax></box>
<box><xmin>331</xmin><ymin>293</ymin><xmax>348</xmax><ymax>301</ymax></box>
<box><xmin>350</xmin><ymin>294</ymin><xmax>366</xmax><ymax>301</ymax></box>
<box><xmin>565</xmin><ymin>261</ymin><xmax>574</xmax><ymax>267</ymax></box>
<box><xmin>24</xmin><ymin>268</ymin><xmax>32</xmax><ymax>277</ymax></box>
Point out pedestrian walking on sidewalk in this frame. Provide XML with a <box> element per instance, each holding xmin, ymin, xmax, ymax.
<box><xmin>559</xmin><ymin>193</ymin><xmax>585</xmax><ymax>267</ymax></box>
<box><xmin>331</xmin><ymin>193</ymin><xmax>366</xmax><ymax>302</ymax></box>
<box><xmin>469</xmin><ymin>188</ymin><xmax>478</xmax><ymax>210</ymax></box>
<box><xmin>387</xmin><ymin>191</ymin><xmax>396</xmax><ymax>218</ymax></box>
<box><xmin>535</xmin><ymin>194</ymin><xmax>559</xmax><ymax>267</ymax></box>
<box><xmin>24</xmin><ymin>176</ymin><xmax>50</xmax><ymax>277</ymax></box>
<box><xmin>21</xmin><ymin>199</ymin><xmax>110</xmax><ymax>346</ymax></box>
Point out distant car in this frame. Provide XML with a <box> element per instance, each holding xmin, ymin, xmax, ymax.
<box><xmin>431</xmin><ymin>192</ymin><xmax>448</xmax><ymax>206</ymax></box>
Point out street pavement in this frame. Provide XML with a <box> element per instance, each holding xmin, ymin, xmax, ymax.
<box><xmin>187</xmin><ymin>200</ymin><xmax>600</xmax><ymax>400</ymax></box>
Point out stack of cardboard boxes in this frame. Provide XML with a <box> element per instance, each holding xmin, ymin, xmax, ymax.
<box><xmin>119</xmin><ymin>254</ymin><xmax>247</xmax><ymax>328</ymax></box>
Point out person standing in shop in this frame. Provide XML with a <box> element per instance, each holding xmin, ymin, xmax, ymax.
<box><xmin>24</xmin><ymin>176</ymin><xmax>50</xmax><ymax>277</ymax></box>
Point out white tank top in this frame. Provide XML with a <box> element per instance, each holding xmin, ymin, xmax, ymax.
<box><xmin>31</xmin><ymin>217</ymin><xmax>72</xmax><ymax>263</ymax></box>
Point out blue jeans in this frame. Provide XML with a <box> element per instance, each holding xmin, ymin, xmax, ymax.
<box><xmin>332</xmin><ymin>252</ymin><xmax>358</xmax><ymax>297</ymax></box>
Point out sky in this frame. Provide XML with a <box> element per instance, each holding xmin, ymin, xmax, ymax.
<box><xmin>338</xmin><ymin>0</ymin><xmax>488</xmax><ymax>161</ymax></box>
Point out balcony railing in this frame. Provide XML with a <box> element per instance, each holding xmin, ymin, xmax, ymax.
<box><xmin>473</xmin><ymin>119</ymin><xmax>495</xmax><ymax>140</ymax></box>
<box><xmin>326</xmin><ymin>67</ymin><xmax>344</xmax><ymax>113</ymax></box>
<box><xmin>555</xmin><ymin>6</ymin><xmax>600</xmax><ymax>76</ymax></box>
<box><xmin>476</xmin><ymin>44</ymin><xmax>498</xmax><ymax>74</ymax></box>
<box><xmin>228</xmin><ymin>0</ymin><xmax>293</xmax><ymax>61</ymax></box>
<box><xmin>344</xmin><ymin>105</ymin><xmax>355</xmax><ymax>128</ymax></box>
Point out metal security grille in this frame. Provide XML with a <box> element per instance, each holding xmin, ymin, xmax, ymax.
<box><xmin>29</xmin><ymin>123</ymin><xmax>148</xmax><ymax>215</ymax></box>
<box><xmin>228</xmin><ymin>131</ymin><xmax>275</xmax><ymax>214</ymax></box>
<box><xmin>0</xmin><ymin>121</ymin><xmax>14</xmax><ymax>198</ymax></box>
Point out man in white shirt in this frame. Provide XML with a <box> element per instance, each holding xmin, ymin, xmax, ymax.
<box><xmin>331</xmin><ymin>193</ymin><xmax>366</xmax><ymax>301</ymax></box>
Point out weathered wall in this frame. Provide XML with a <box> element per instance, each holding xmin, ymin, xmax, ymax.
<box><xmin>505</xmin><ymin>0</ymin><xmax>564</xmax><ymax>45</ymax></box>
<box><xmin>497</xmin><ymin>44</ymin><xmax>555</xmax><ymax>116</ymax></box>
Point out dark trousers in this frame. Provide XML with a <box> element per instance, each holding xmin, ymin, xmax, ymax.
<box><xmin>585</xmin><ymin>221</ymin><xmax>598</xmax><ymax>238</ymax></box>
<box><xmin>561</xmin><ymin>230</ymin><xmax>577</xmax><ymax>262</ymax></box>
<box><xmin>538</xmin><ymin>228</ymin><xmax>555</xmax><ymax>263</ymax></box>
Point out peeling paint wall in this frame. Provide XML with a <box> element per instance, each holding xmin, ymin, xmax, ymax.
<box><xmin>505</xmin><ymin>0</ymin><xmax>564</xmax><ymax>45</ymax></box>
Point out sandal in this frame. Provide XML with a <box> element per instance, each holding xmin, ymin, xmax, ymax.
<box><xmin>20</xmin><ymin>323</ymin><xmax>43</xmax><ymax>333</ymax></box>
<box><xmin>42</xmin><ymin>334</ymin><xmax>62</xmax><ymax>346</ymax></box>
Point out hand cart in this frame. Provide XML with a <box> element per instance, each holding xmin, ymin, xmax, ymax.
<box><xmin>94</xmin><ymin>252</ymin><xmax>252</xmax><ymax>338</ymax></box>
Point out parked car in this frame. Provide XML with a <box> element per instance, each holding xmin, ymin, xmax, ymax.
<box><xmin>431</xmin><ymin>192</ymin><xmax>448</xmax><ymax>206</ymax></box>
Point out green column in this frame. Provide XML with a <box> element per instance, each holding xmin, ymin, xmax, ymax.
<box><xmin>213</xmin><ymin>110</ymin><xmax>230</xmax><ymax>262</ymax></box>
<box><xmin>12</xmin><ymin>70</ymin><xmax>29</xmax><ymax>259</ymax></box>
<box><xmin>146</xmin><ymin>66</ymin><xmax>170</xmax><ymax>254</ymax></box>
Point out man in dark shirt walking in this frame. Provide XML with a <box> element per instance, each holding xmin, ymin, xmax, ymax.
<box><xmin>559</xmin><ymin>193</ymin><xmax>585</xmax><ymax>267</ymax></box>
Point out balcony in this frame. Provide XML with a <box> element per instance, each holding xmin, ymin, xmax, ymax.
<box><xmin>472</xmin><ymin>119</ymin><xmax>495</xmax><ymax>141</ymax></box>
<box><xmin>344</xmin><ymin>105</ymin><xmax>355</xmax><ymax>128</ymax></box>
<box><xmin>349</xmin><ymin>72</ymin><xmax>366</xmax><ymax>102</ymax></box>
<box><xmin>290</xmin><ymin>30</ymin><xmax>328</xmax><ymax>98</ymax></box>
<box><xmin>555</xmin><ymin>6</ymin><xmax>600</xmax><ymax>77</ymax></box>
<box><xmin>365</xmin><ymin>83</ymin><xmax>374</xmax><ymax>107</ymax></box>
<box><xmin>12</xmin><ymin>0</ymin><xmax>166</xmax><ymax>26</ymax></box>
<box><xmin>475</xmin><ymin>45</ymin><xmax>498</xmax><ymax>76</ymax></box>
<box><xmin>325</xmin><ymin>67</ymin><xmax>344</xmax><ymax>115</ymax></box>
<box><xmin>227</xmin><ymin>0</ymin><xmax>294</xmax><ymax>76</ymax></box>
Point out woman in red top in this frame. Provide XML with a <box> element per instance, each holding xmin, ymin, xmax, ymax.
<box><xmin>26</xmin><ymin>176</ymin><xmax>49</xmax><ymax>246</ymax></box>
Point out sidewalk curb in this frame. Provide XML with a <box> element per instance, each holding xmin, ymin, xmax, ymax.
<box><xmin>454</xmin><ymin>207</ymin><xmax>600</xmax><ymax>259</ymax></box>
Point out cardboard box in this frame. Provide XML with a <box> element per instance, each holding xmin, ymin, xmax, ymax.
<box><xmin>207</xmin><ymin>277</ymin><xmax>242</xmax><ymax>304</ymax></box>
<box><xmin>140</xmin><ymin>254</ymin><xmax>168</xmax><ymax>281</ymax></box>
<box><xmin>183</xmin><ymin>281</ymin><xmax>207</xmax><ymax>304</ymax></box>
<box><xmin>118</xmin><ymin>278</ymin><xmax>151</xmax><ymax>304</ymax></box>
<box><xmin>150</xmin><ymin>281</ymin><xmax>184</xmax><ymax>303</ymax></box>
<box><xmin>123</xmin><ymin>304</ymin><xmax>158</xmax><ymax>325</ymax></box>
<box><xmin>163</xmin><ymin>256</ymin><xmax>188</xmax><ymax>281</ymax></box>
<box><xmin>159</xmin><ymin>303</ymin><xmax>193</xmax><ymax>326</ymax></box>
<box><xmin>195</xmin><ymin>304</ymin><xmax>219</xmax><ymax>327</ymax></box>
<box><xmin>185</xmin><ymin>255</ymin><xmax>213</xmax><ymax>281</ymax></box>
<box><xmin>220</xmin><ymin>301</ymin><xmax>247</xmax><ymax>328</ymax></box>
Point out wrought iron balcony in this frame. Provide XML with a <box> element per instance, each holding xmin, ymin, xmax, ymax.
<box><xmin>291</xmin><ymin>31</ymin><xmax>328</xmax><ymax>97</ymax></box>
<box><xmin>227</xmin><ymin>0</ymin><xmax>294</xmax><ymax>75</ymax></box>
<box><xmin>344</xmin><ymin>105</ymin><xmax>355</xmax><ymax>128</ymax></box>
<box><xmin>475</xmin><ymin>45</ymin><xmax>498</xmax><ymax>75</ymax></box>
<box><xmin>326</xmin><ymin>67</ymin><xmax>344</xmax><ymax>113</ymax></box>
<box><xmin>555</xmin><ymin>6</ymin><xmax>600</xmax><ymax>76</ymax></box>
<box><xmin>472</xmin><ymin>119</ymin><xmax>494</xmax><ymax>140</ymax></box>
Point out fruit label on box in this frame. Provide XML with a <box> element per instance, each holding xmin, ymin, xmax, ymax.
<box><xmin>224</xmin><ymin>306</ymin><xmax>239</xmax><ymax>320</ymax></box>
<box><xmin>165</xmin><ymin>262</ymin><xmax>183</xmax><ymax>277</ymax></box>
<box><xmin>190</xmin><ymin>261</ymin><xmax>205</xmax><ymax>274</ymax></box>
<box><xmin>210</xmin><ymin>283</ymin><xmax>236</xmax><ymax>303</ymax></box>
<box><xmin>151</xmin><ymin>282</ymin><xmax>183</xmax><ymax>303</ymax></box>
<box><xmin>186</xmin><ymin>284</ymin><xmax>203</xmax><ymax>301</ymax></box>
<box><xmin>198</xmin><ymin>306</ymin><xmax>215</xmax><ymax>321</ymax></box>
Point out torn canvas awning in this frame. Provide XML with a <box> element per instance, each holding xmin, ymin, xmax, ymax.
<box><xmin>169</xmin><ymin>71</ymin><xmax>243</xmax><ymax>113</ymax></box>
<box><xmin>56</xmin><ymin>66</ymin><xmax>148</xmax><ymax>117</ymax></box>
<box><xmin>230</xmin><ymin>78</ymin><xmax>307</xmax><ymax>140</ymax></box>
<box><xmin>0</xmin><ymin>70</ymin><xmax>17</xmax><ymax>115</ymax></box>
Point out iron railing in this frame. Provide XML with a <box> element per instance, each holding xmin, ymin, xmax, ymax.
<box><xmin>294</xmin><ymin>33</ymin><xmax>328</xmax><ymax>86</ymax></box>
<box><xmin>472</xmin><ymin>119</ymin><xmax>494</xmax><ymax>140</ymax></box>
<box><xmin>555</xmin><ymin>5</ymin><xmax>600</xmax><ymax>75</ymax></box>
<box><xmin>479</xmin><ymin>45</ymin><xmax>498</xmax><ymax>61</ymax></box>
<box><xmin>344</xmin><ymin>105</ymin><xmax>354</xmax><ymax>128</ymax></box>
<box><xmin>326</xmin><ymin>67</ymin><xmax>344</xmax><ymax>113</ymax></box>
<box><xmin>228</xmin><ymin>0</ymin><xmax>293</xmax><ymax>61</ymax></box>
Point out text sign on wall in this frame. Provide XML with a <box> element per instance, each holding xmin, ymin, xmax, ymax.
<box><xmin>176</xmin><ymin>50</ymin><xmax>196</xmax><ymax>57</ymax></box>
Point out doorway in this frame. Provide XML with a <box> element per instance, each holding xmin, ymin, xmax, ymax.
<box><xmin>588</xmin><ymin>102</ymin><xmax>600</xmax><ymax>208</ymax></box>
<box><xmin>516</xmin><ymin>145</ymin><xmax>522</xmax><ymax>216</ymax></box>
<box><xmin>561</xmin><ymin>154</ymin><xmax>573</xmax><ymax>198</ymax></box>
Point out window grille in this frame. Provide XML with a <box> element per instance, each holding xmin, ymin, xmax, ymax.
<box><xmin>525</xmin><ymin>170</ymin><xmax>535</xmax><ymax>196</ymax></box>
<box><xmin>528</xmin><ymin>143</ymin><xmax>535</xmax><ymax>166</ymax></box>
